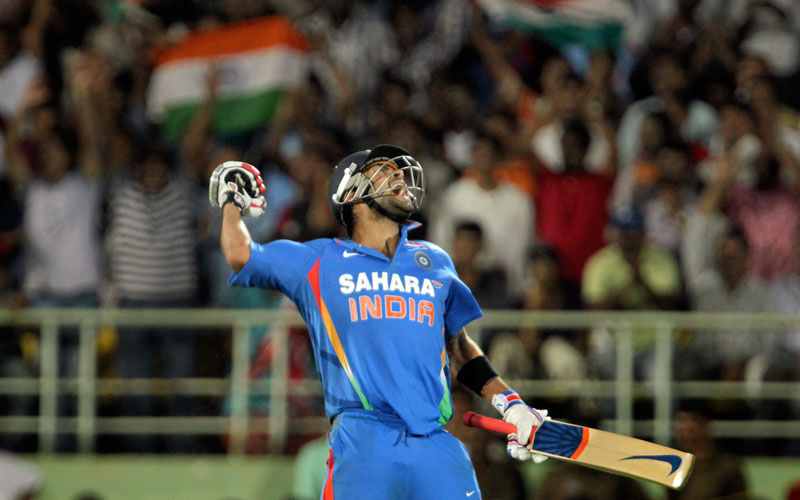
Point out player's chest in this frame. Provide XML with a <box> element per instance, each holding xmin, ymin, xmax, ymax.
<box><xmin>321</xmin><ymin>249</ymin><xmax>449</xmax><ymax>326</ymax></box>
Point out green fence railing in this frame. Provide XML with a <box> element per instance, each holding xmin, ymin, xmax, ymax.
<box><xmin>1</xmin><ymin>309</ymin><xmax>799</xmax><ymax>454</ymax></box>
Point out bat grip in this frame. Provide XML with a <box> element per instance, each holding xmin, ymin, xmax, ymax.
<box><xmin>463</xmin><ymin>411</ymin><xmax>517</xmax><ymax>435</ymax></box>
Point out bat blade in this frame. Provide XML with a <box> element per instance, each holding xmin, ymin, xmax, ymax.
<box><xmin>463</xmin><ymin>411</ymin><xmax>694</xmax><ymax>490</ymax></box>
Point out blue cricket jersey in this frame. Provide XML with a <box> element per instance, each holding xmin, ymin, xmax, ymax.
<box><xmin>229</xmin><ymin>222</ymin><xmax>483</xmax><ymax>435</ymax></box>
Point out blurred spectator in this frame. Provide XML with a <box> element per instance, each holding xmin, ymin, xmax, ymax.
<box><xmin>582</xmin><ymin>208</ymin><xmax>681</xmax><ymax>311</ymax></box>
<box><xmin>431</xmin><ymin>132</ymin><xmax>534</xmax><ymax>299</ymax></box>
<box><xmin>642</xmin><ymin>141</ymin><xmax>697</xmax><ymax>254</ymax></box>
<box><xmin>534</xmin><ymin>119</ymin><xmax>616</xmax><ymax>305</ymax></box>
<box><xmin>6</xmin><ymin>80</ymin><xmax>102</xmax><ymax>309</ymax></box>
<box><xmin>667</xmin><ymin>407</ymin><xmax>749</xmax><ymax>500</ymax></box>
<box><xmin>450</xmin><ymin>221</ymin><xmax>509</xmax><ymax>310</ymax></box>
<box><xmin>482</xmin><ymin>108</ymin><xmax>537</xmax><ymax>199</ymax></box>
<box><xmin>611</xmin><ymin>111</ymin><xmax>671</xmax><ymax>213</ymax></box>
<box><xmin>107</xmin><ymin>142</ymin><xmax>200</xmax><ymax>453</ymax></box>
<box><xmin>694</xmin><ymin>86</ymin><xmax>800</xmax><ymax>283</ymax></box>
<box><xmin>440</xmin><ymin>83</ymin><xmax>480</xmax><ymax>172</ymax></box>
<box><xmin>291</xmin><ymin>1</ymin><xmax>395</xmax><ymax>125</ymax></box>
<box><xmin>535</xmin><ymin>461</ymin><xmax>649</xmax><ymax>500</ymax></box>
<box><xmin>385</xmin><ymin>0</ymin><xmax>471</xmax><ymax>96</ymax></box>
<box><xmin>0</xmin><ymin>23</ymin><xmax>40</xmax><ymax>176</ymax></box>
<box><xmin>489</xmin><ymin>245</ymin><xmax>587</xmax><ymax>383</ymax></box>
<box><xmin>5</xmin><ymin>69</ymin><xmax>103</xmax><ymax>450</ymax></box>
<box><xmin>528</xmin><ymin>70</ymin><xmax>615</xmax><ymax>176</ymax></box>
<box><xmin>583</xmin><ymin>208</ymin><xmax>681</xmax><ymax>380</ymax></box>
<box><xmin>277</xmin><ymin>145</ymin><xmax>342</xmax><ymax>241</ymax></box>
<box><xmin>682</xmin><ymin>158</ymin><xmax>783</xmax><ymax>381</ymax></box>
<box><xmin>618</xmin><ymin>50</ymin><xmax>718</xmax><ymax>173</ymax></box>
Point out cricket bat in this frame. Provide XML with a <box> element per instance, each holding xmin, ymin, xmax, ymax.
<box><xmin>463</xmin><ymin>411</ymin><xmax>694</xmax><ymax>490</ymax></box>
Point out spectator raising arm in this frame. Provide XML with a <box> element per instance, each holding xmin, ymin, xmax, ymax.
<box><xmin>4</xmin><ymin>79</ymin><xmax>49</xmax><ymax>188</ymax></box>
<box><xmin>180</xmin><ymin>65</ymin><xmax>220</xmax><ymax>175</ymax></box>
<box><xmin>67</xmin><ymin>50</ymin><xmax>110</xmax><ymax>179</ymax></box>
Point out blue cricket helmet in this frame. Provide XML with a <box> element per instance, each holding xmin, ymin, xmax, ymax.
<box><xmin>327</xmin><ymin>145</ymin><xmax>425</xmax><ymax>226</ymax></box>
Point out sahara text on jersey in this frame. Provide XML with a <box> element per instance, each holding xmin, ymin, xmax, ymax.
<box><xmin>339</xmin><ymin>272</ymin><xmax>440</xmax><ymax>325</ymax></box>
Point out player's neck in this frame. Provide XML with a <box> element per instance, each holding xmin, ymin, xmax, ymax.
<box><xmin>351</xmin><ymin>216</ymin><xmax>401</xmax><ymax>259</ymax></box>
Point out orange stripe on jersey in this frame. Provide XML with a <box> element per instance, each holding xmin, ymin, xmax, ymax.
<box><xmin>307</xmin><ymin>258</ymin><xmax>372</xmax><ymax>410</ymax></box>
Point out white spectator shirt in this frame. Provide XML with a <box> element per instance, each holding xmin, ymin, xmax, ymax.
<box><xmin>431</xmin><ymin>177</ymin><xmax>534</xmax><ymax>299</ymax></box>
<box><xmin>681</xmin><ymin>211</ymin><xmax>779</xmax><ymax>364</ymax></box>
<box><xmin>23</xmin><ymin>172</ymin><xmax>102</xmax><ymax>297</ymax></box>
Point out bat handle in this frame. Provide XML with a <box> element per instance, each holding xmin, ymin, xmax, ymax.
<box><xmin>463</xmin><ymin>411</ymin><xmax>517</xmax><ymax>435</ymax></box>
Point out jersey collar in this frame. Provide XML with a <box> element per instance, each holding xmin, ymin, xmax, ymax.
<box><xmin>335</xmin><ymin>220</ymin><xmax>423</xmax><ymax>261</ymax></box>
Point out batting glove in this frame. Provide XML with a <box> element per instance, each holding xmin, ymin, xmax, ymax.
<box><xmin>492</xmin><ymin>390</ymin><xmax>549</xmax><ymax>463</ymax></box>
<box><xmin>209</xmin><ymin>161</ymin><xmax>267</xmax><ymax>217</ymax></box>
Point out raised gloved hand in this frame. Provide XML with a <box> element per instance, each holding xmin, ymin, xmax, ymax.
<box><xmin>209</xmin><ymin>161</ymin><xmax>267</xmax><ymax>217</ymax></box>
<box><xmin>492</xmin><ymin>390</ymin><xmax>549</xmax><ymax>463</ymax></box>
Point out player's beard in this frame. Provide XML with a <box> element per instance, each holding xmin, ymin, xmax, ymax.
<box><xmin>368</xmin><ymin>188</ymin><xmax>415</xmax><ymax>222</ymax></box>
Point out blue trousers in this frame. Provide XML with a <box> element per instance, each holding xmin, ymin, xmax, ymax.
<box><xmin>323</xmin><ymin>410</ymin><xmax>481</xmax><ymax>500</ymax></box>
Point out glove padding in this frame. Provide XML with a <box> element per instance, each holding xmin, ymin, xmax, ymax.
<box><xmin>209</xmin><ymin>161</ymin><xmax>267</xmax><ymax>217</ymax></box>
<box><xmin>507</xmin><ymin>433</ymin><xmax>549</xmax><ymax>463</ymax></box>
<box><xmin>492</xmin><ymin>390</ymin><xmax>549</xmax><ymax>463</ymax></box>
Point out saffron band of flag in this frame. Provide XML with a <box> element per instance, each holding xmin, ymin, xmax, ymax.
<box><xmin>147</xmin><ymin>16</ymin><xmax>309</xmax><ymax>141</ymax></box>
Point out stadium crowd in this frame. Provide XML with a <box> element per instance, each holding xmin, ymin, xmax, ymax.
<box><xmin>1</xmin><ymin>0</ymin><xmax>800</xmax><ymax>477</ymax></box>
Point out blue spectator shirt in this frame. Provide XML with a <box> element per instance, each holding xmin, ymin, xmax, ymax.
<box><xmin>229</xmin><ymin>222</ymin><xmax>483</xmax><ymax>435</ymax></box>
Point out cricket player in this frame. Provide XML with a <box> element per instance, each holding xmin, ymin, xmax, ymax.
<box><xmin>211</xmin><ymin>145</ymin><xmax>548</xmax><ymax>500</ymax></box>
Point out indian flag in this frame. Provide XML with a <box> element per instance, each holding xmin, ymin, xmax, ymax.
<box><xmin>476</xmin><ymin>0</ymin><xmax>633</xmax><ymax>51</ymax></box>
<box><xmin>147</xmin><ymin>16</ymin><xmax>309</xmax><ymax>142</ymax></box>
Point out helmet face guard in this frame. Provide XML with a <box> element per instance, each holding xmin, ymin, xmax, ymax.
<box><xmin>331</xmin><ymin>154</ymin><xmax>426</xmax><ymax>213</ymax></box>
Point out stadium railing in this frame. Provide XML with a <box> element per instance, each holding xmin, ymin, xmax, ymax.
<box><xmin>0</xmin><ymin>308</ymin><xmax>798</xmax><ymax>454</ymax></box>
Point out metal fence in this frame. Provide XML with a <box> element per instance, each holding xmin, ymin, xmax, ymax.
<box><xmin>1</xmin><ymin>308</ymin><xmax>799</xmax><ymax>454</ymax></box>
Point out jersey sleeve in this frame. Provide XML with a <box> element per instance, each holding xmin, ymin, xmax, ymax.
<box><xmin>424</xmin><ymin>241</ymin><xmax>484</xmax><ymax>337</ymax></box>
<box><xmin>444</xmin><ymin>277</ymin><xmax>484</xmax><ymax>337</ymax></box>
<box><xmin>229</xmin><ymin>240</ymin><xmax>320</xmax><ymax>301</ymax></box>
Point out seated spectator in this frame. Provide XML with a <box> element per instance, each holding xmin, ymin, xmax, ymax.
<box><xmin>699</xmin><ymin>98</ymin><xmax>800</xmax><ymax>281</ymax></box>
<box><xmin>682</xmin><ymin>159</ymin><xmax>782</xmax><ymax>381</ymax></box>
<box><xmin>431</xmin><ymin>132</ymin><xmax>534</xmax><ymax>300</ymax></box>
<box><xmin>667</xmin><ymin>405</ymin><xmax>748</xmax><ymax>500</ymax></box>
<box><xmin>450</xmin><ymin>221</ymin><xmax>509</xmax><ymax>310</ymax></box>
<box><xmin>582</xmin><ymin>208</ymin><xmax>681</xmax><ymax>312</ymax></box>
<box><xmin>489</xmin><ymin>246</ymin><xmax>585</xmax><ymax>382</ymax></box>
<box><xmin>583</xmin><ymin>208</ymin><xmax>682</xmax><ymax>380</ymax></box>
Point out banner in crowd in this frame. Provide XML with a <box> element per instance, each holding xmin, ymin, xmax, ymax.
<box><xmin>476</xmin><ymin>0</ymin><xmax>633</xmax><ymax>51</ymax></box>
<box><xmin>147</xmin><ymin>16</ymin><xmax>309</xmax><ymax>142</ymax></box>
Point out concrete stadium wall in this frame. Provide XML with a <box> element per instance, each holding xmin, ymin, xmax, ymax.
<box><xmin>27</xmin><ymin>456</ymin><xmax>800</xmax><ymax>500</ymax></box>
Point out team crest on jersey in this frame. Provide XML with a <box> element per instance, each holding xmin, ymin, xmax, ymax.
<box><xmin>414</xmin><ymin>251</ymin><xmax>433</xmax><ymax>270</ymax></box>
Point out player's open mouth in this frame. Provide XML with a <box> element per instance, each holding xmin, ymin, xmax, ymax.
<box><xmin>391</xmin><ymin>182</ymin><xmax>409</xmax><ymax>199</ymax></box>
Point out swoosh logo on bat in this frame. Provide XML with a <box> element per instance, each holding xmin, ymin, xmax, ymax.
<box><xmin>620</xmin><ymin>455</ymin><xmax>682</xmax><ymax>475</ymax></box>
